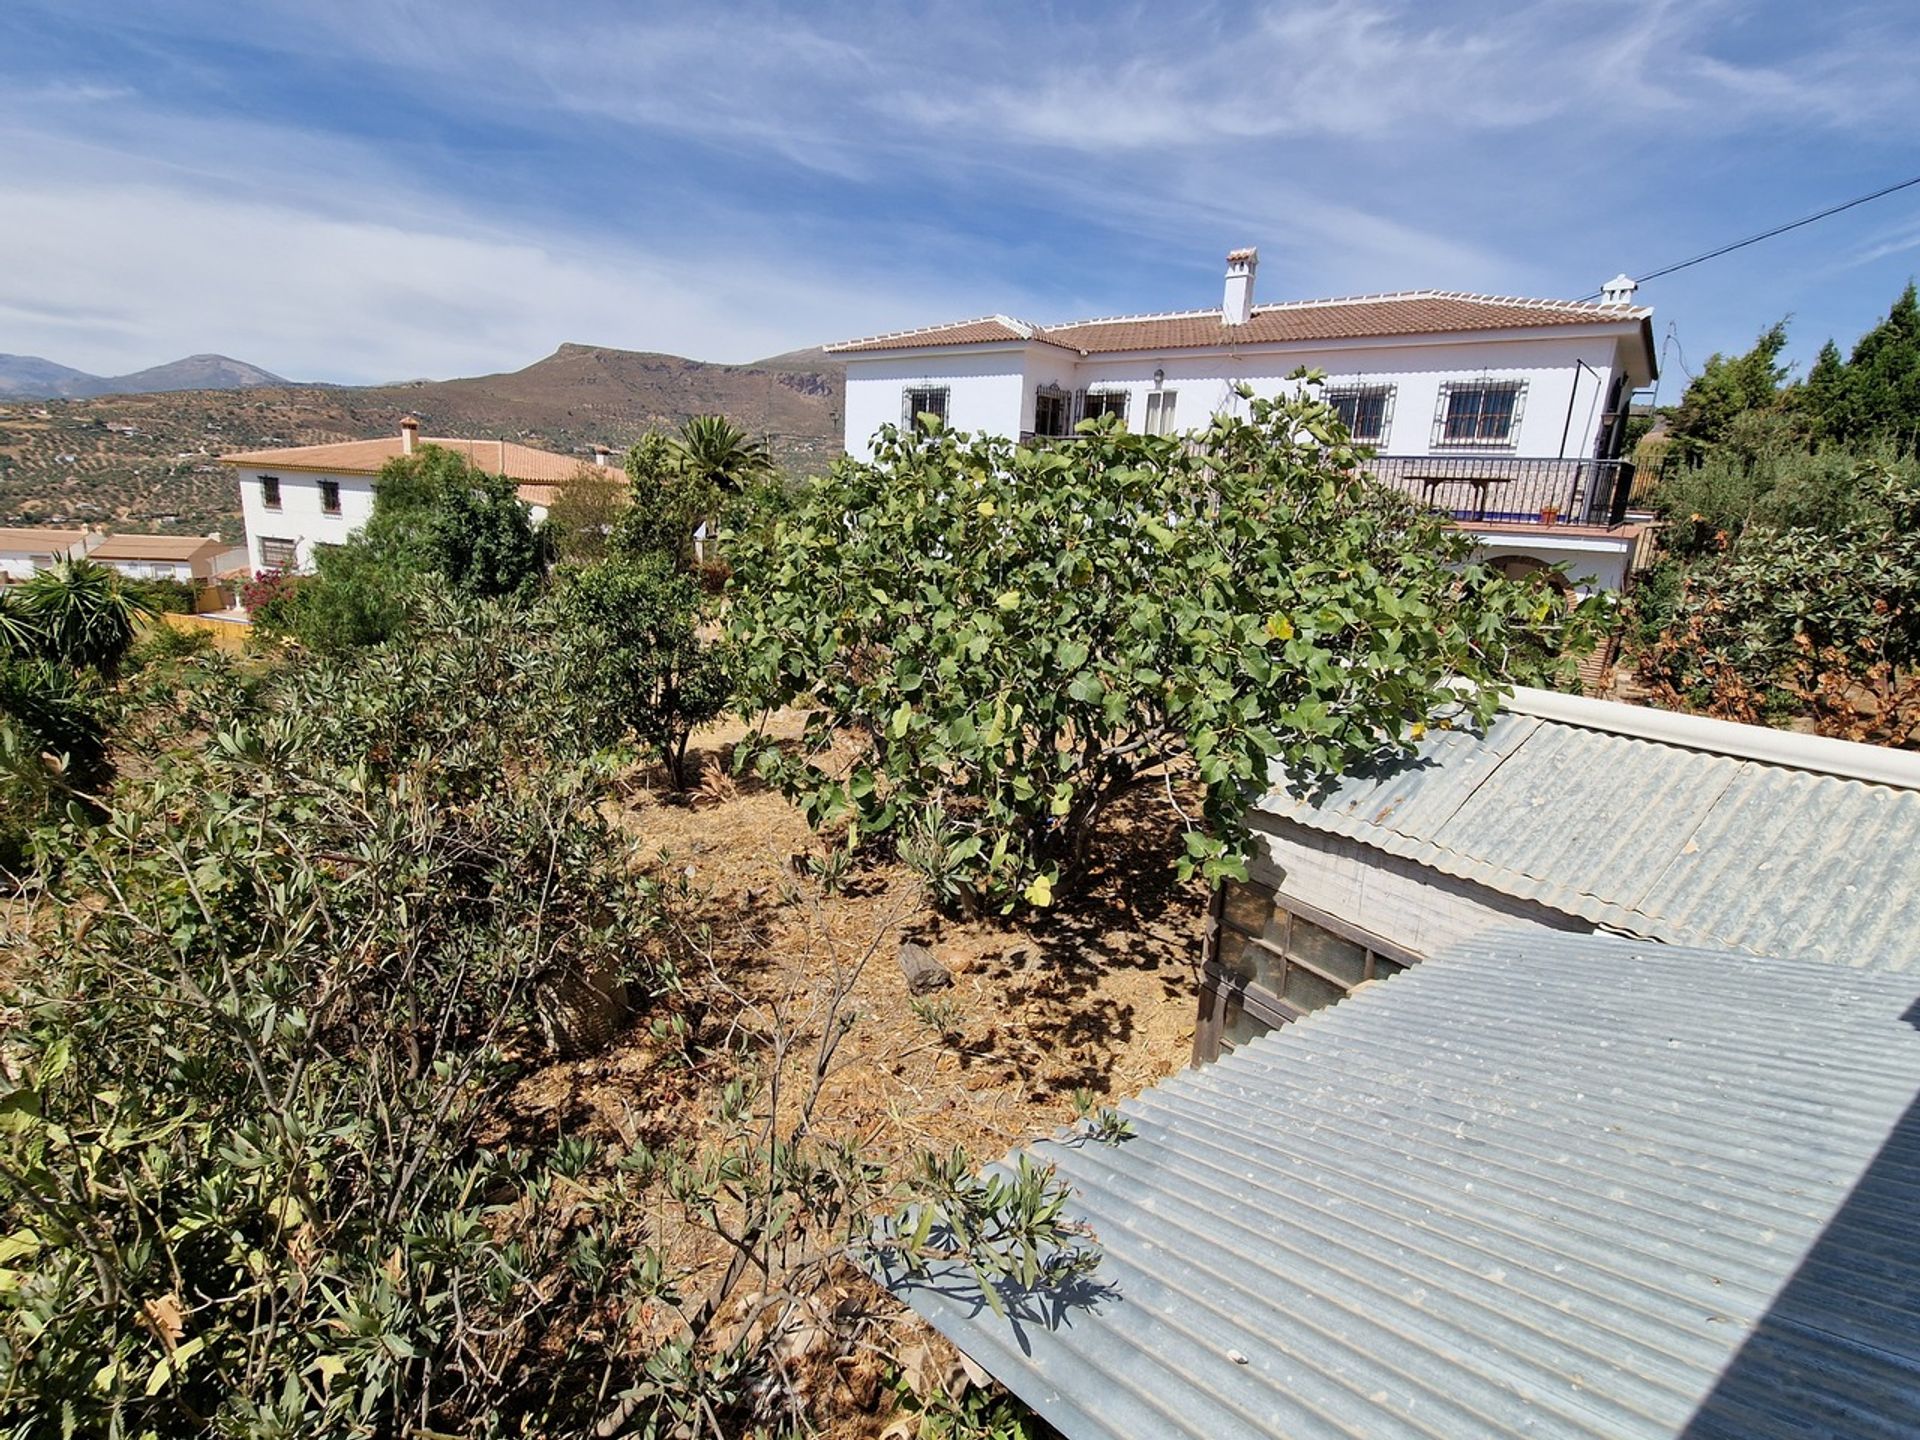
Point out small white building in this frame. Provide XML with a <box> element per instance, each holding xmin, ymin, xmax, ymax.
<box><xmin>828</xmin><ymin>250</ymin><xmax>1658</xmax><ymax>594</ymax></box>
<box><xmin>0</xmin><ymin>525</ymin><xmax>99</xmax><ymax>581</ymax></box>
<box><xmin>221</xmin><ymin>419</ymin><xmax>617</xmax><ymax>573</ymax></box>
<box><xmin>85</xmin><ymin>533</ymin><xmax>242</xmax><ymax>583</ymax></box>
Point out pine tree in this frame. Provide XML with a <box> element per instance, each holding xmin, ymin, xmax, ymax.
<box><xmin>1668</xmin><ymin>320</ymin><xmax>1789</xmax><ymax>461</ymax></box>
<box><xmin>1797</xmin><ymin>338</ymin><xmax>1848</xmax><ymax>442</ymax></box>
<box><xmin>1843</xmin><ymin>282</ymin><xmax>1920</xmax><ymax>450</ymax></box>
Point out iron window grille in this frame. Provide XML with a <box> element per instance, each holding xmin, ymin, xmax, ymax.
<box><xmin>258</xmin><ymin>536</ymin><xmax>298</xmax><ymax>570</ymax></box>
<box><xmin>1325</xmin><ymin>384</ymin><xmax>1395</xmax><ymax>445</ymax></box>
<box><xmin>1078</xmin><ymin>388</ymin><xmax>1128</xmax><ymax>427</ymax></box>
<box><xmin>1432</xmin><ymin>378</ymin><xmax>1527</xmax><ymax>447</ymax></box>
<box><xmin>261</xmin><ymin>475</ymin><xmax>282</xmax><ymax>509</ymax></box>
<box><xmin>1033</xmin><ymin>385</ymin><xmax>1070</xmax><ymax>437</ymax></box>
<box><xmin>902</xmin><ymin>386</ymin><xmax>950</xmax><ymax>428</ymax></box>
<box><xmin>319</xmin><ymin>479</ymin><xmax>342</xmax><ymax>515</ymax></box>
<box><xmin>1193</xmin><ymin>879</ymin><xmax>1416</xmax><ymax>1063</ymax></box>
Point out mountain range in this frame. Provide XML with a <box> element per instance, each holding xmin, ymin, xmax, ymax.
<box><xmin>0</xmin><ymin>342</ymin><xmax>846</xmax><ymax>540</ymax></box>
<box><xmin>0</xmin><ymin>352</ymin><xmax>289</xmax><ymax>400</ymax></box>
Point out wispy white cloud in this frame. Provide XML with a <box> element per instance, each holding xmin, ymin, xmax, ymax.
<box><xmin>6</xmin><ymin>0</ymin><xmax>1919</xmax><ymax>379</ymax></box>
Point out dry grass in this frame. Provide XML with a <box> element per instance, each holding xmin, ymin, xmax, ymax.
<box><xmin>503</xmin><ymin>711</ymin><xmax>1209</xmax><ymax>1435</ymax></box>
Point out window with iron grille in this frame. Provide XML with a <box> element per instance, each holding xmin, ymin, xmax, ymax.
<box><xmin>902</xmin><ymin>386</ymin><xmax>949</xmax><ymax>428</ymax></box>
<box><xmin>1434</xmin><ymin>379</ymin><xmax>1526</xmax><ymax>446</ymax></box>
<box><xmin>258</xmin><ymin>536</ymin><xmax>298</xmax><ymax>570</ymax></box>
<box><xmin>1326</xmin><ymin>384</ymin><xmax>1394</xmax><ymax>445</ymax></box>
<box><xmin>319</xmin><ymin>478</ymin><xmax>342</xmax><ymax>515</ymax></box>
<box><xmin>1144</xmin><ymin>389</ymin><xmax>1179</xmax><ymax>436</ymax></box>
<box><xmin>1080</xmin><ymin>389</ymin><xmax>1128</xmax><ymax>427</ymax></box>
<box><xmin>1193</xmin><ymin>879</ymin><xmax>1414</xmax><ymax>1062</ymax></box>
<box><xmin>1032</xmin><ymin>386</ymin><xmax>1069</xmax><ymax>437</ymax></box>
<box><xmin>260</xmin><ymin>475</ymin><xmax>282</xmax><ymax>509</ymax></box>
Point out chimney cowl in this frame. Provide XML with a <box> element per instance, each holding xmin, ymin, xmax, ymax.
<box><xmin>1223</xmin><ymin>247</ymin><xmax>1258</xmax><ymax>326</ymax></box>
<box><xmin>593</xmin><ymin>443</ymin><xmax>612</xmax><ymax>467</ymax></box>
<box><xmin>400</xmin><ymin>415</ymin><xmax>420</xmax><ymax>455</ymax></box>
<box><xmin>1600</xmin><ymin>273</ymin><xmax>1638</xmax><ymax>306</ymax></box>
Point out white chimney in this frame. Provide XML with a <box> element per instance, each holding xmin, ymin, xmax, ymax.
<box><xmin>1600</xmin><ymin>272</ymin><xmax>1638</xmax><ymax>306</ymax></box>
<box><xmin>593</xmin><ymin>444</ymin><xmax>611</xmax><ymax>468</ymax></box>
<box><xmin>400</xmin><ymin>415</ymin><xmax>420</xmax><ymax>454</ymax></box>
<box><xmin>1223</xmin><ymin>247</ymin><xmax>1259</xmax><ymax>326</ymax></box>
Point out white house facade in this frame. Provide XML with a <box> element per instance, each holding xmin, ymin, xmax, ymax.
<box><xmin>222</xmin><ymin>419</ymin><xmax>616</xmax><ymax>573</ymax></box>
<box><xmin>0</xmin><ymin>525</ymin><xmax>99</xmax><ymax>581</ymax></box>
<box><xmin>85</xmin><ymin>533</ymin><xmax>243</xmax><ymax>583</ymax></box>
<box><xmin>828</xmin><ymin>249</ymin><xmax>1657</xmax><ymax>594</ymax></box>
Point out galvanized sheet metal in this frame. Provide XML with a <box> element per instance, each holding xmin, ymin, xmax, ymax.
<box><xmin>875</xmin><ymin>931</ymin><xmax>1920</xmax><ymax>1439</ymax></box>
<box><xmin>1263</xmin><ymin>712</ymin><xmax>1920</xmax><ymax>970</ymax></box>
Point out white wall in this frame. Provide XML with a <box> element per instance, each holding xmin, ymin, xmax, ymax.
<box><xmin>96</xmin><ymin>558</ymin><xmax>193</xmax><ymax>582</ymax></box>
<box><xmin>840</xmin><ymin>346</ymin><xmax>1030</xmax><ymax>461</ymax></box>
<box><xmin>235</xmin><ymin>468</ymin><xmax>378</xmax><ymax>572</ymax></box>
<box><xmin>1468</xmin><ymin>529</ymin><xmax>1634</xmax><ymax>597</ymax></box>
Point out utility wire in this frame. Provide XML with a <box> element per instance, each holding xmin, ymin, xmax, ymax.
<box><xmin>1583</xmin><ymin>172</ymin><xmax>1920</xmax><ymax>298</ymax></box>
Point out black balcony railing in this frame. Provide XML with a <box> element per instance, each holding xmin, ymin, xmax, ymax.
<box><xmin>1012</xmin><ymin>437</ymin><xmax>1637</xmax><ymax>529</ymax></box>
<box><xmin>1365</xmin><ymin>455</ymin><xmax>1636</xmax><ymax>528</ymax></box>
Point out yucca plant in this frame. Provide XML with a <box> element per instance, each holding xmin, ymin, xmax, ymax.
<box><xmin>19</xmin><ymin>557</ymin><xmax>155</xmax><ymax>675</ymax></box>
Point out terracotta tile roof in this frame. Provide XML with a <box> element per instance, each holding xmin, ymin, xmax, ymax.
<box><xmin>219</xmin><ymin>435</ymin><xmax>607</xmax><ymax>486</ymax></box>
<box><xmin>824</xmin><ymin>315</ymin><xmax>1039</xmax><ymax>354</ymax></box>
<box><xmin>0</xmin><ymin>526</ymin><xmax>91</xmax><ymax>552</ymax></box>
<box><xmin>828</xmin><ymin>291</ymin><xmax>1652</xmax><ymax>356</ymax></box>
<box><xmin>87</xmin><ymin>533</ymin><xmax>229</xmax><ymax>563</ymax></box>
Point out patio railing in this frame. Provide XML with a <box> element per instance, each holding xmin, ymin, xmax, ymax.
<box><xmin>1364</xmin><ymin>455</ymin><xmax>1636</xmax><ymax>528</ymax></box>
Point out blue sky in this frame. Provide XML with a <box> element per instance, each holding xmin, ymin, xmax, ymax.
<box><xmin>4</xmin><ymin>1</ymin><xmax>1918</xmax><ymax>393</ymax></box>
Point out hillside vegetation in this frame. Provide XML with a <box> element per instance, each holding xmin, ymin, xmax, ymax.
<box><xmin>0</xmin><ymin>343</ymin><xmax>844</xmax><ymax>539</ymax></box>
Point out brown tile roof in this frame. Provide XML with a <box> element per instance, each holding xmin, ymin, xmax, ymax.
<box><xmin>220</xmin><ymin>435</ymin><xmax>607</xmax><ymax>485</ymax></box>
<box><xmin>0</xmin><ymin>526</ymin><xmax>90</xmax><ymax>552</ymax></box>
<box><xmin>828</xmin><ymin>291</ymin><xmax>1652</xmax><ymax>356</ymax></box>
<box><xmin>87</xmin><ymin>533</ymin><xmax>229</xmax><ymax>563</ymax></box>
<box><xmin>824</xmin><ymin>315</ymin><xmax>1037</xmax><ymax>353</ymax></box>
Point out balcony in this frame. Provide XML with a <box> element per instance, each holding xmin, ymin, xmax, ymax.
<box><xmin>1012</xmin><ymin>438</ymin><xmax>1637</xmax><ymax>531</ymax></box>
<box><xmin>1366</xmin><ymin>455</ymin><xmax>1636</xmax><ymax>529</ymax></box>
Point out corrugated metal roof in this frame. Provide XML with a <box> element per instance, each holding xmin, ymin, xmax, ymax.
<box><xmin>875</xmin><ymin>931</ymin><xmax>1920</xmax><ymax>1439</ymax></box>
<box><xmin>1263</xmin><ymin>707</ymin><xmax>1920</xmax><ymax>970</ymax></box>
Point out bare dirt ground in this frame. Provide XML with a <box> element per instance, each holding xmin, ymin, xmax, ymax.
<box><xmin>506</xmin><ymin>711</ymin><xmax>1211</xmax><ymax>1435</ymax></box>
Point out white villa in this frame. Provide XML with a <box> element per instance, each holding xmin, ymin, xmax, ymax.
<box><xmin>86</xmin><ymin>532</ymin><xmax>243</xmax><ymax>583</ymax></box>
<box><xmin>0</xmin><ymin>525</ymin><xmax>100</xmax><ymax>581</ymax></box>
<box><xmin>828</xmin><ymin>249</ymin><xmax>1657</xmax><ymax>594</ymax></box>
<box><xmin>222</xmin><ymin>419</ymin><xmax>616</xmax><ymax>573</ymax></box>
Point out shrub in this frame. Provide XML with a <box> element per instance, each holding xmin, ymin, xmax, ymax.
<box><xmin>551</xmin><ymin>555</ymin><xmax>732</xmax><ymax>786</ymax></box>
<box><xmin>0</xmin><ymin>655</ymin><xmax>109</xmax><ymax>868</ymax></box>
<box><xmin>117</xmin><ymin>575</ymin><xmax>197</xmax><ymax>614</ymax></box>
<box><xmin>729</xmin><ymin>383</ymin><xmax>1590</xmax><ymax>913</ymax></box>
<box><xmin>0</xmin><ymin>595</ymin><xmax>1105</xmax><ymax>1435</ymax></box>
<box><xmin>543</xmin><ymin>466</ymin><xmax>631</xmax><ymax>563</ymax></box>
<box><xmin>1640</xmin><ymin>460</ymin><xmax>1920</xmax><ymax>741</ymax></box>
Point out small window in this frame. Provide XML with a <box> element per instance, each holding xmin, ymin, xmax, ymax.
<box><xmin>260</xmin><ymin>475</ymin><xmax>282</xmax><ymax>509</ymax></box>
<box><xmin>1033</xmin><ymin>387</ymin><xmax>1070</xmax><ymax>438</ymax></box>
<box><xmin>1436</xmin><ymin>380</ymin><xmax>1525</xmax><ymax>446</ymax></box>
<box><xmin>319</xmin><ymin>479</ymin><xmax>342</xmax><ymax>515</ymax></box>
<box><xmin>1081</xmin><ymin>390</ymin><xmax>1128</xmax><ymax>427</ymax></box>
<box><xmin>1144</xmin><ymin>390</ymin><xmax>1179</xmax><ymax>436</ymax></box>
<box><xmin>258</xmin><ymin>536</ymin><xmax>298</xmax><ymax>570</ymax></box>
<box><xmin>1193</xmin><ymin>880</ymin><xmax>1417</xmax><ymax>1063</ymax></box>
<box><xmin>1326</xmin><ymin>385</ymin><xmax>1393</xmax><ymax>445</ymax></box>
<box><xmin>903</xmin><ymin>387</ymin><xmax>949</xmax><ymax>428</ymax></box>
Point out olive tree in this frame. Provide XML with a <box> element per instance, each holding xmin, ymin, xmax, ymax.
<box><xmin>729</xmin><ymin>381</ymin><xmax>1593</xmax><ymax>913</ymax></box>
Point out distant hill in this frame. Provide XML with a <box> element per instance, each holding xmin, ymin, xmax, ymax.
<box><xmin>0</xmin><ymin>342</ymin><xmax>845</xmax><ymax>540</ymax></box>
<box><xmin>0</xmin><ymin>352</ymin><xmax>288</xmax><ymax>400</ymax></box>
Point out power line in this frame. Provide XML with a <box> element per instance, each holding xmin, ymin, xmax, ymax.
<box><xmin>1583</xmin><ymin>172</ymin><xmax>1920</xmax><ymax>298</ymax></box>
